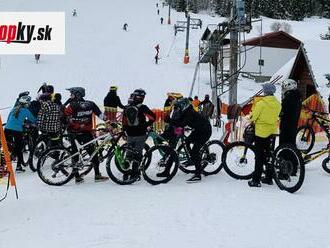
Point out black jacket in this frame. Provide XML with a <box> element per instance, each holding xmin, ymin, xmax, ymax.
<box><xmin>104</xmin><ymin>92</ymin><xmax>124</xmax><ymax>109</ymax></box>
<box><xmin>171</xmin><ymin>106</ymin><xmax>211</xmax><ymax>133</ymax></box>
<box><xmin>123</xmin><ymin>104</ymin><xmax>156</xmax><ymax>136</ymax></box>
<box><xmin>280</xmin><ymin>89</ymin><xmax>302</xmax><ymax>128</ymax></box>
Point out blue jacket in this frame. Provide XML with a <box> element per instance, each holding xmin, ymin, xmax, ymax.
<box><xmin>5</xmin><ymin>107</ymin><xmax>36</xmax><ymax>132</ymax></box>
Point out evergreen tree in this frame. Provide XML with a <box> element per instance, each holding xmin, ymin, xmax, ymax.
<box><xmin>176</xmin><ymin>0</ymin><xmax>187</xmax><ymax>12</ymax></box>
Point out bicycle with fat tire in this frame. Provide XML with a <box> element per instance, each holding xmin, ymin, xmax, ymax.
<box><xmin>222</xmin><ymin>134</ymin><xmax>305</xmax><ymax>193</ymax></box>
<box><xmin>105</xmin><ymin>132</ymin><xmax>179</xmax><ymax>185</ymax></box>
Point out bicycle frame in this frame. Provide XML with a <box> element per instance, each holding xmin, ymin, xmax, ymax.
<box><xmin>51</xmin><ymin>132</ymin><xmax>122</xmax><ymax>169</ymax></box>
<box><xmin>305</xmin><ymin>111</ymin><xmax>330</xmax><ymax>140</ymax></box>
<box><xmin>303</xmin><ymin>147</ymin><xmax>330</xmax><ymax>164</ymax></box>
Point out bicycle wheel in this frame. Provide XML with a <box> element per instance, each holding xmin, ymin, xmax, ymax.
<box><xmin>22</xmin><ymin>135</ymin><xmax>33</xmax><ymax>167</ymax></box>
<box><xmin>106</xmin><ymin>146</ymin><xmax>139</xmax><ymax>185</ymax></box>
<box><xmin>272</xmin><ymin>144</ymin><xmax>305</xmax><ymax>193</ymax></box>
<box><xmin>322</xmin><ymin>156</ymin><xmax>330</xmax><ymax>174</ymax></box>
<box><xmin>200</xmin><ymin>140</ymin><xmax>224</xmax><ymax>176</ymax></box>
<box><xmin>37</xmin><ymin>147</ymin><xmax>75</xmax><ymax>186</ymax></box>
<box><xmin>142</xmin><ymin>145</ymin><xmax>179</xmax><ymax>185</ymax></box>
<box><xmin>222</xmin><ymin>141</ymin><xmax>255</xmax><ymax>180</ymax></box>
<box><xmin>30</xmin><ymin>139</ymin><xmax>47</xmax><ymax>172</ymax></box>
<box><xmin>296</xmin><ymin>125</ymin><xmax>315</xmax><ymax>154</ymax></box>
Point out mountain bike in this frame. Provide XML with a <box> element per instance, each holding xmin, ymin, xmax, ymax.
<box><xmin>296</xmin><ymin>107</ymin><xmax>330</xmax><ymax>154</ymax></box>
<box><xmin>222</xmin><ymin>134</ymin><xmax>304</xmax><ymax>193</ymax></box>
<box><xmin>147</xmin><ymin>127</ymin><xmax>224</xmax><ymax>176</ymax></box>
<box><xmin>37</xmin><ymin>129</ymin><xmax>117</xmax><ymax>186</ymax></box>
<box><xmin>105</xmin><ymin>132</ymin><xmax>179</xmax><ymax>185</ymax></box>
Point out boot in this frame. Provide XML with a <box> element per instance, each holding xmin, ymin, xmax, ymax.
<box><xmin>16</xmin><ymin>165</ymin><xmax>25</xmax><ymax>173</ymax></box>
<box><xmin>248</xmin><ymin>180</ymin><xmax>261</xmax><ymax>187</ymax></box>
<box><xmin>95</xmin><ymin>174</ymin><xmax>109</xmax><ymax>182</ymax></box>
<box><xmin>261</xmin><ymin>176</ymin><xmax>273</xmax><ymax>185</ymax></box>
<box><xmin>186</xmin><ymin>174</ymin><xmax>201</xmax><ymax>183</ymax></box>
<box><xmin>75</xmin><ymin>175</ymin><xmax>84</xmax><ymax>184</ymax></box>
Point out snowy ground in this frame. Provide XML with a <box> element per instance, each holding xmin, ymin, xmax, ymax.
<box><xmin>1</xmin><ymin>1</ymin><xmax>330</xmax><ymax>247</ymax></box>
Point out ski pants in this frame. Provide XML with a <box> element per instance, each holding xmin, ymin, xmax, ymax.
<box><xmin>4</xmin><ymin>129</ymin><xmax>24</xmax><ymax>167</ymax></box>
<box><xmin>186</xmin><ymin>126</ymin><xmax>212</xmax><ymax>176</ymax></box>
<box><xmin>253</xmin><ymin>136</ymin><xmax>273</xmax><ymax>182</ymax></box>
<box><xmin>126</xmin><ymin>135</ymin><xmax>147</xmax><ymax>176</ymax></box>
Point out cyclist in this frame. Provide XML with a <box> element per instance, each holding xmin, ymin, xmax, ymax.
<box><xmin>248</xmin><ymin>83</ymin><xmax>281</xmax><ymax>187</ymax></box>
<box><xmin>103</xmin><ymin>86</ymin><xmax>125</xmax><ymax>123</ymax></box>
<box><xmin>280</xmin><ymin>79</ymin><xmax>302</xmax><ymax>146</ymax></box>
<box><xmin>200</xmin><ymin>94</ymin><xmax>214</xmax><ymax>119</ymax></box>
<box><xmin>167</xmin><ymin>97</ymin><xmax>212</xmax><ymax>183</ymax></box>
<box><xmin>37</xmin><ymin>92</ymin><xmax>63</xmax><ymax>147</ymax></box>
<box><xmin>65</xmin><ymin>87</ymin><xmax>108</xmax><ymax>183</ymax></box>
<box><xmin>122</xmin><ymin>88</ymin><xmax>156</xmax><ymax>180</ymax></box>
<box><xmin>5</xmin><ymin>95</ymin><xmax>36</xmax><ymax>172</ymax></box>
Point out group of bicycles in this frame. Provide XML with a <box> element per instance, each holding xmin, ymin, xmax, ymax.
<box><xmin>7</xmin><ymin>106</ymin><xmax>330</xmax><ymax>194</ymax></box>
<box><xmin>16</xmin><ymin>122</ymin><xmax>223</xmax><ymax>187</ymax></box>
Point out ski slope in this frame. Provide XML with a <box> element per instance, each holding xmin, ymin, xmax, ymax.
<box><xmin>1</xmin><ymin>1</ymin><xmax>330</xmax><ymax>248</ymax></box>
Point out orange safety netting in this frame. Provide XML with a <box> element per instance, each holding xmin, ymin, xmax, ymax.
<box><xmin>298</xmin><ymin>93</ymin><xmax>329</xmax><ymax>133</ymax></box>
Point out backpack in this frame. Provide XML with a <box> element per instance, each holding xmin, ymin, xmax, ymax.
<box><xmin>124</xmin><ymin>104</ymin><xmax>141</xmax><ymax>126</ymax></box>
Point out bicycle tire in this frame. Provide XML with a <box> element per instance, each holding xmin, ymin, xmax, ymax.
<box><xmin>142</xmin><ymin>145</ymin><xmax>179</xmax><ymax>185</ymax></box>
<box><xmin>30</xmin><ymin>134</ymin><xmax>72</xmax><ymax>172</ymax></box>
<box><xmin>106</xmin><ymin>146</ymin><xmax>139</xmax><ymax>185</ymax></box>
<box><xmin>22</xmin><ymin>135</ymin><xmax>33</xmax><ymax>167</ymax></box>
<box><xmin>272</xmin><ymin>144</ymin><xmax>305</xmax><ymax>193</ymax></box>
<box><xmin>296</xmin><ymin>125</ymin><xmax>315</xmax><ymax>154</ymax></box>
<box><xmin>221</xmin><ymin>141</ymin><xmax>256</xmax><ymax>180</ymax></box>
<box><xmin>201</xmin><ymin>140</ymin><xmax>224</xmax><ymax>176</ymax></box>
<box><xmin>30</xmin><ymin>138</ymin><xmax>47</xmax><ymax>172</ymax></box>
<box><xmin>37</xmin><ymin>147</ymin><xmax>75</xmax><ymax>186</ymax></box>
<box><xmin>322</xmin><ymin>156</ymin><xmax>330</xmax><ymax>174</ymax></box>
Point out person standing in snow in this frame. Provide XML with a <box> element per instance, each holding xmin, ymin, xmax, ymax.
<box><xmin>155</xmin><ymin>44</ymin><xmax>160</xmax><ymax>64</ymax></box>
<box><xmin>279</xmin><ymin>79</ymin><xmax>302</xmax><ymax>146</ymax></box>
<box><xmin>5</xmin><ymin>95</ymin><xmax>36</xmax><ymax>172</ymax></box>
<box><xmin>192</xmin><ymin>96</ymin><xmax>201</xmax><ymax>112</ymax></box>
<box><xmin>200</xmin><ymin>94</ymin><xmax>214</xmax><ymax>119</ymax></box>
<box><xmin>103</xmin><ymin>86</ymin><xmax>125</xmax><ymax>123</ymax></box>
<box><xmin>122</xmin><ymin>89</ymin><xmax>156</xmax><ymax>180</ymax></box>
<box><xmin>248</xmin><ymin>83</ymin><xmax>281</xmax><ymax>187</ymax></box>
<box><xmin>162</xmin><ymin>98</ymin><xmax>212</xmax><ymax>183</ymax></box>
<box><xmin>35</xmin><ymin>54</ymin><xmax>40</xmax><ymax>63</ymax></box>
<box><xmin>160</xmin><ymin>17</ymin><xmax>164</xmax><ymax>24</ymax></box>
<box><xmin>157</xmin><ymin>9</ymin><xmax>160</xmax><ymax>15</ymax></box>
<box><xmin>123</xmin><ymin>23</ymin><xmax>128</xmax><ymax>31</ymax></box>
<box><xmin>65</xmin><ymin>87</ymin><xmax>109</xmax><ymax>184</ymax></box>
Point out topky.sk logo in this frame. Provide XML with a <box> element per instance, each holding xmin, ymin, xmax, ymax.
<box><xmin>0</xmin><ymin>22</ymin><xmax>52</xmax><ymax>44</ymax></box>
<box><xmin>0</xmin><ymin>12</ymin><xmax>65</xmax><ymax>54</ymax></box>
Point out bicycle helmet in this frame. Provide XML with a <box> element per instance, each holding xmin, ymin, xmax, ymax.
<box><xmin>282</xmin><ymin>79</ymin><xmax>297</xmax><ymax>94</ymax></box>
<box><xmin>174</xmin><ymin>97</ymin><xmax>191</xmax><ymax>113</ymax></box>
<box><xmin>66</xmin><ymin>87</ymin><xmax>86</xmax><ymax>99</ymax></box>
<box><xmin>110</xmin><ymin>86</ymin><xmax>118</xmax><ymax>91</ymax></box>
<box><xmin>132</xmin><ymin>88</ymin><xmax>146</xmax><ymax>103</ymax></box>
<box><xmin>18</xmin><ymin>95</ymin><xmax>31</xmax><ymax>105</ymax></box>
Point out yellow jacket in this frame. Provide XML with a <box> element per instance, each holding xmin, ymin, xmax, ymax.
<box><xmin>250</xmin><ymin>96</ymin><xmax>281</xmax><ymax>138</ymax></box>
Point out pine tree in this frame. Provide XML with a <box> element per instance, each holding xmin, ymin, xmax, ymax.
<box><xmin>176</xmin><ymin>0</ymin><xmax>187</xmax><ymax>12</ymax></box>
<box><xmin>288</xmin><ymin>0</ymin><xmax>308</xmax><ymax>20</ymax></box>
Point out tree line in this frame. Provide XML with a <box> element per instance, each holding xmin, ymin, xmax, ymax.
<box><xmin>165</xmin><ymin>0</ymin><xmax>330</xmax><ymax>21</ymax></box>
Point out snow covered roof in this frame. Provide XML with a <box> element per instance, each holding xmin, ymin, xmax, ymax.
<box><xmin>242</xmin><ymin>31</ymin><xmax>302</xmax><ymax>49</ymax></box>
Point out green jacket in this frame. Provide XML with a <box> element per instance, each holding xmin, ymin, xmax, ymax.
<box><xmin>250</xmin><ymin>96</ymin><xmax>281</xmax><ymax>138</ymax></box>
